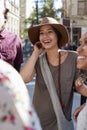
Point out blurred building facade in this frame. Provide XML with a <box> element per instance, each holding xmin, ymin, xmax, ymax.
<box><xmin>19</xmin><ymin>0</ymin><xmax>27</xmax><ymax>40</ymax></box>
<box><xmin>0</xmin><ymin>0</ymin><xmax>20</xmax><ymax>36</ymax></box>
<box><xmin>61</xmin><ymin>0</ymin><xmax>87</xmax><ymax>45</ymax></box>
<box><xmin>0</xmin><ymin>0</ymin><xmax>28</xmax><ymax>39</ymax></box>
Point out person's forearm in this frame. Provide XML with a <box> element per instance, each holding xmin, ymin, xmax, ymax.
<box><xmin>20</xmin><ymin>50</ymin><xmax>39</xmax><ymax>83</ymax></box>
<box><xmin>73</xmin><ymin>103</ymin><xmax>86</xmax><ymax>121</ymax></box>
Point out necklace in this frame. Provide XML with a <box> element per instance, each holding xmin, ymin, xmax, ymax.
<box><xmin>58</xmin><ymin>51</ymin><xmax>65</xmax><ymax>109</ymax></box>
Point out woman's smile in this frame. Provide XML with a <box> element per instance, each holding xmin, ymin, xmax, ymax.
<box><xmin>77</xmin><ymin>55</ymin><xmax>87</xmax><ymax>69</ymax></box>
<box><xmin>77</xmin><ymin>56</ymin><xmax>87</xmax><ymax>61</ymax></box>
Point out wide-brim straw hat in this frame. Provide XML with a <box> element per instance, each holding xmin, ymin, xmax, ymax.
<box><xmin>28</xmin><ymin>17</ymin><xmax>69</xmax><ymax>47</ymax></box>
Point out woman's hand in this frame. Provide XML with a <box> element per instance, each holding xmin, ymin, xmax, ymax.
<box><xmin>73</xmin><ymin>103</ymin><xmax>86</xmax><ymax>122</ymax></box>
<box><xmin>34</xmin><ymin>41</ymin><xmax>45</xmax><ymax>56</ymax></box>
<box><xmin>75</xmin><ymin>76</ymin><xmax>84</xmax><ymax>87</ymax></box>
<box><xmin>75</xmin><ymin>76</ymin><xmax>87</xmax><ymax>97</ymax></box>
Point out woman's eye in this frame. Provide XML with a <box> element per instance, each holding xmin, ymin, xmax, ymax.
<box><xmin>48</xmin><ymin>30</ymin><xmax>55</xmax><ymax>34</ymax></box>
<box><xmin>39</xmin><ymin>30</ymin><xmax>53</xmax><ymax>35</ymax></box>
<box><xmin>78</xmin><ymin>41</ymin><xmax>81</xmax><ymax>46</ymax></box>
<box><xmin>85</xmin><ymin>41</ymin><xmax>87</xmax><ymax>44</ymax></box>
<box><xmin>40</xmin><ymin>32</ymin><xmax>43</xmax><ymax>35</ymax></box>
<box><xmin>48</xmin><ymin>30</ymin><xmax>52</xmax><ymax>33</ymax></box>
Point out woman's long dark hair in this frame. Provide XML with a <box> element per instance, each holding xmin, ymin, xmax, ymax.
<box><xmin>52</xmin><ymin>26</ymin><xmax>62</xmax><ymax>48</ymax></box>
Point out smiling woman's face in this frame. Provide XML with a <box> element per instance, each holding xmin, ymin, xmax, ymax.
<box><xmin>39</xmin><ymin>25</ymin><xmax>58</xmax><ymax>50</ymax></box>
<box><xmin>77</xmin><ymin>32</ymin><xmax>87</xmax><ymax>70</ymax></box>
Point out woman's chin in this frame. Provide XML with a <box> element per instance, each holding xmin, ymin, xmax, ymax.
<box><xmin>77</xmin><ymin>64</ymin><xmax>87</xmax><ymax>70</ymax></box>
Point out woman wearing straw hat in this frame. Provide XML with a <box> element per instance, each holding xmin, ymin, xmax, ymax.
<box><xmin>20</xmin><ymin>17</ymin><xmax>84</xmax><ymax>130</ymax></box>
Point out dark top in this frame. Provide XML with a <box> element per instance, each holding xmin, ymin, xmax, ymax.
<box><xmin>34</xmin><ymin>51</ymin><xmax>79</xmax><ymax>130</ymax></box>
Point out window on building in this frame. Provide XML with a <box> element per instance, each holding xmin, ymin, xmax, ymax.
<box><xmin>15</xmin><ymin>0</ymin><xmax>19</xmax><ymax>7</ymax></box>
<box><xmin>78</xmin><ymin>0</ymin><xmax>87</xmax><ymax>15</ymax></box>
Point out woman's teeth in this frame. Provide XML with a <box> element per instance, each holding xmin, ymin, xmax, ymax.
<box><xmin>77</xmin><ymin>56</ymin><xmax>86</xmax><ymax>60</ymax></box>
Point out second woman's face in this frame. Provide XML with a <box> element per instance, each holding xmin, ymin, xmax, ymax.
<box><xmin>39</xmin><ymin>25</ymin><xmax>58</xmax><ymax>50</ymax></box>
<box><xmin>77</xmin><ymin>33</ymin><xmax>87</xmax><ymax>70</ymax></box>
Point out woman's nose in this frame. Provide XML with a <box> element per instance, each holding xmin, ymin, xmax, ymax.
<box><xmin>43</xmin><ymin>33</ymin><xmax>48</xmax><ymax>38</ymax></box>
<box><xmin>77</xmin><ymin>46</ymin><xmax>83</xmax><ymax>52</ymax></box>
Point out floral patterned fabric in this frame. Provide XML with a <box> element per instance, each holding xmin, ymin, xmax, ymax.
<box><xmin>0</xmin><ymin>59</ymin><xmax>42</xmax><ymax>130</ymax></box>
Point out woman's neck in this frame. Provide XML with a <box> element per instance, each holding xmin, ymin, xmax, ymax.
<box><xmin>46</xmin><ymin>48</ymin><xmax>58</xmax><ymax>59</ymax></box>
<box><xmin>46</xmin><ymin>49</ymin><xmax>68</xmax><ymax>66</ymax></box>
<box><xmin>46</xmin><ymin>48</ymin><xmax>59</xmax><ymax>66</ymax></box>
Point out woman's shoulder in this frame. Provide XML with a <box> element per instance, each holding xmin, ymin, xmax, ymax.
<box><xmin>65</xmin><ymin>50</ymin><xmax>77</xmax><ymax>57</ymax></box>
<box><xmin>66</xmin><ymin>50</ymin><xmax>78</xmax><ymax>63</ymax></box>
<box><xmin>69</xmin><ymin>50</ymin><xmax>78</xmax><ymax>57</ymax></box>
<box><xmin>61</xmin><ymin>49</ymin><xmax>77</xmax><ymax>57</ymax></box>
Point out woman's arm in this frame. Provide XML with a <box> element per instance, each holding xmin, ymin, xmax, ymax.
<box><xmin>20</xmin><ymin>44</ymin><xmax>43</xmax><ymax>83</ymax></box>
<box><xmin>73</xmin><ymin>103</ymin><xmax>86</xmax><ymax>121</ymax></box>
